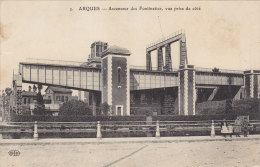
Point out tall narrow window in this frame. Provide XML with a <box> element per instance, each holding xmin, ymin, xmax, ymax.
<box><xmin>118</xmin><ymin>67</ymin><xmax>121</xmax><ymax>84</ymax></box>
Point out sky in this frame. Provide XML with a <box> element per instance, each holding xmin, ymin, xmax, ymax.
<box><xmin>0</xmin><ymin>1</ymin><xmax>260</xmax><ymax>91</ymax></box>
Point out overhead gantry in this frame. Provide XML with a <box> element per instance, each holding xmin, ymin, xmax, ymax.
<box><xmin>146</xmin><ymin>30</ymin><xmax>188</xmax><ymax>71</ymax></box>
<box><xmin>19</xmin><ymin>62</ymin><xmax>101</xmax><ymax>92</ymax></box>
<box><xmin>18</xmin><ymin>62</ymin><xmax>244</xmax><ymax>91</ymax></box>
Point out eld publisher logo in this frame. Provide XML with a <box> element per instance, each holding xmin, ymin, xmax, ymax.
<box><xmin>8</xmin><ymin>150</ymin><xmax>20</xmax><ymax>156</ymax></box>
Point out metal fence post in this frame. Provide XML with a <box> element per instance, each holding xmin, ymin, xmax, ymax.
<box><xmin>97</xmin><ymin>121</ymin><xmax>102</xmax><ymax>139</ymax></box>
<box><xmin>156</xmin><ymin>120</ymin><xmax>160</xmax><ymax>138</ymax></box>
<box><xmin>33</xmin><ymin>121</ymin><xmax>39</xmax><ymax>140</ymax></box>
<box><xmin>211</xmin><ymin>120</ymin><xmax>215</xmax><ymax>137</ymax></box>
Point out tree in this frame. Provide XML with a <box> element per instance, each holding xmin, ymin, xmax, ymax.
<box><xmin>38</xmin><ymin>84</ymin><xmax>43</xmax><ymax>92</ymax></box>
<box><xmin>5</xmin><ymin>88</ymin><xmax>12</xmax><ymax>96</ymax></box>
<box><xmin>33</xmin><ymin>84</ymin><xmax>37</xmax><ymax>92</ymax></box>
<box><xmin>28</xmin><ymin>85</ymin><xmax>32</xmax><ymax>92</ymax></box>
<box><xmin>101</xmin><ymin>102</ymin><xmax>111</xmax><ymax>116</ymax></box>
<box><xmin>59</xmin><ymin>100</ymin><xmax>92</xmax><ymax>116</ymax></box>
<box><xmin>1</xmin><ymin>90</ymin><xmax>6</xmax><ymax>97</ymax></box>
<box><xmin>33</xmin><ymin>92</ymin><xmax>45</xmax><ymax>115</ymax></box>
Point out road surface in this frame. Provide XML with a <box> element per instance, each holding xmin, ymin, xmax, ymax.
<box><xmin>0</xmin><ymin>140</ymin><xmax>259</xmax><ymax>167</ymax></box>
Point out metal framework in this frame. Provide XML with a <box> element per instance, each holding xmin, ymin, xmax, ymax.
<box><xmin>19</xmin><ymin>62</ymin><xmax>101</xmax><ymax>92</ymax></box>
<box><xmin>146</xmin><ymin>30</ymin><xmax>188</xmax><ymax>71</ymax></box>
<box><xmin>19</xmin><ymin>62</ymin><xmax>244</xmax><ymax>92</ymax></box>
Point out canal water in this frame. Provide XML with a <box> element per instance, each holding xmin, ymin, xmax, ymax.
<box><xmin>0</xmin><ymin>130</ymin><xmax>213</xmax><ymax>139</ymax></box>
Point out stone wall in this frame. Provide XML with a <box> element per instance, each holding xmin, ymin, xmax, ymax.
<box><xmin>130</xmin><ymin>87</ymin><xmax>178</xmax><ymax>115</ymax></box>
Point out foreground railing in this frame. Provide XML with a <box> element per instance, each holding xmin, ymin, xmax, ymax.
<box><xmin>1</xmin><ymin>120</ymin><xmax>260</xmax><ymax>140</ymax></box>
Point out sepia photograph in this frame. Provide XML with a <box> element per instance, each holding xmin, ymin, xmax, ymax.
<box><xmin>0</xmin><ymin>1</ymin><xmax>260</xmax><ymax>167</ymax></box>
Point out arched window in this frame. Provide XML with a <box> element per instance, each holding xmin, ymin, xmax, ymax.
<box><xmin>118</xmin><ymin>67</ymin><xmax>121</xmax><ymax>84</ymax></box>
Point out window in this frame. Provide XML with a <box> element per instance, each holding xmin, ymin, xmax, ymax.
<box><xmin>116</xmin><ymin>105</ymin><xmax>123</xmax><ymax>116</ymax></box>
<box><xmin>65</xmin><ymin>96</ymin><xmax>68</xmax><ymax>102</ymax></box>
<box><xmin>28</xmin><ymin>98</ymin><xmax>31</xmax><ymax>104</ymax></box>
<box><xmin>48</xmin><ymin>96</ymin><xmax>51</xmax><ymax>100</ymax></box>
<box><xmin>118</xmin><ymin>107</ymin><xmax>122</xmax><ymax>115</ymax></box>
<box><xmin>61</xmin><ymin>96</ymin><xmax>64</xmax><ymax>102</ymax></box>
<box><xmin>24</xmin><ymin>98</ymin><xmax>27</xmax><ymax>104</ymax></box>
<box><xmin>56</xmin><ymin>96</ymin><xmax>60</xmax><ymax>101</ymax></box>
<box><xmin>118</xmin><ymin>67</ymin><xmax>121</xmax><ymax>84</ymax></box>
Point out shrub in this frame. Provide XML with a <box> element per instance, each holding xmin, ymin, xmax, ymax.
<box><xmin>59</xmin><ymin>100</ymin><xmax>92</xmax><ymax>116</ymax></box>
<box><xmin>100</xmin><ymin>102</ymin><xmax>111</xmax><ymax>116</ymax></box>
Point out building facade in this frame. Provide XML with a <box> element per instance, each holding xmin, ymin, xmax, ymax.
<box><xmin>43</xmin><ymin>86</ymin><xmax>74</xmax><ymax>115</ymax></box>
<box><xmin>44</xmin><ymin>86</ymin><xmax>73</xmax><ymax>103</ymax></box>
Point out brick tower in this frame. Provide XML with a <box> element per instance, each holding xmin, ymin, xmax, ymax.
<box><xmin>101</xmin><ymin>46</ymin><xmax>131</xmax><ymax>116</ymax></box>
